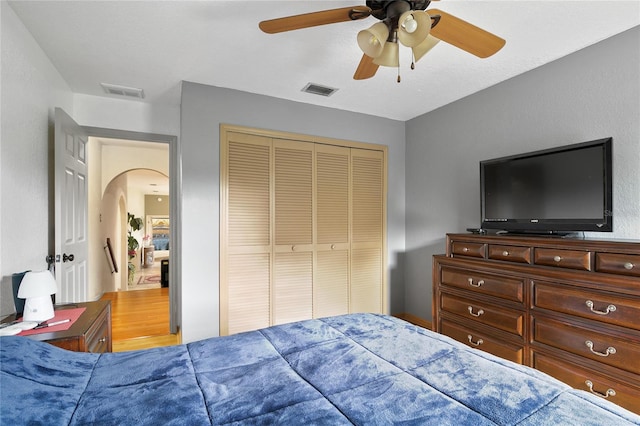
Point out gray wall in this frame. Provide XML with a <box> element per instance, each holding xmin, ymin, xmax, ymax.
<box><xmin>405</xmin><ymin>26</ymin><xmax>640</xmax><ymax>321</ymax></box>
<box><xmin>180</xmin><ymin>84</ymin><xmax>406</xmax><ymax>342</ymax></box>
<box><xmin>0</xmin><ymin>2</ymin><xmax>75</xmax><ymax>317</ymax></box>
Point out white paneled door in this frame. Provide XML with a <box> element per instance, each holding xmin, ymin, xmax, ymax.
<box><xmin>54</xmin><ymin>108</ymin><xmax>88</xmax><ymax>303</ymax></box>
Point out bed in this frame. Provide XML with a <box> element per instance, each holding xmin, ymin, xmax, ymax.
<box><xmin>148</xmin><ymin>215</ymin><xmax>170</xmax><ymax>259</ymax></box>
<box><xmin>1</xmin><ymin>313</ymin><xmax>639</xmax><ymax>425</ymax></box>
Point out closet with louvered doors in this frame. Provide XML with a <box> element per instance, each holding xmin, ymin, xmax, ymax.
<box><xmin>220</xmin><ymin>125</ymin><xmax>387</xmax><ymax>336</ymax></box>
<box><xmin>220</xmin><ymin>131</ymin><xmax>272</xmax><ymax>336</ymax></box>
<box><xmin>314</xmin><ymin>144</ymin><xmax>350</xmax><ymax>318</ymax></box>
<box><xmin>273</xmin><ymin>139</ymin><xmax>314</xmax><ymax>326</ymax></box>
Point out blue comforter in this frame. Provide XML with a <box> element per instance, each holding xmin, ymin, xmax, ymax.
<box><xmin>1</xmin><ymin>313</ymin><xmax>638</xmax><ymax>425</ymax></box>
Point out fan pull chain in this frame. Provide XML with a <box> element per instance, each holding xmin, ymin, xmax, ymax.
<box><xmin>397</xmin><ymin>67</ymin><xmax>401</xmax><ymax>83</ymax></box>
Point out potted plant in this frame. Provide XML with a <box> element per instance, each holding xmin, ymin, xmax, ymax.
<box><xmin>127</xmin><ymin>213</ymin><xmax>143</xmax><ymax>285</ymax></box>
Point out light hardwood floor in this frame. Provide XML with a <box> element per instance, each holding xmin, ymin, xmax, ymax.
<box><xmin>100</xmin><ymin>287</ymin><xmax>180</xmax><ymax>352</ymax></box>
<box><xmin>99</xmin><ymin>271</ymin><xmax>428</xmax><ymax>353</ymax></box>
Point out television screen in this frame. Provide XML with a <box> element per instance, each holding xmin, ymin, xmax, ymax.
<box><xmin>480</xmin><ymin>138</ymin><xmax>612</xmax><ymax>234</ymax></box>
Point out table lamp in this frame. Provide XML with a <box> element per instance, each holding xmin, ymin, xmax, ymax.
<box><xmin>18</xmin><ymin>270</ymin><xmax>57</xmax><ymax>322</ymax></box>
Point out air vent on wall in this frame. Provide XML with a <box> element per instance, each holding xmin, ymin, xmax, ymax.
<box><xmin>301</xmin><ymin>83</ymin><xmax>338</xmax><ymax>97</ymax></box>
<box><xmin>100</xmin><ymin>83</ymin><xmax>145</xmax><ymax>99</ymax></box>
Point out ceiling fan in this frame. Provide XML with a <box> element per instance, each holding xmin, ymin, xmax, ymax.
<box><xmin>259</xmin><ymin>1</ymin><xmax>506</xmax><ymax>82</ymax></box>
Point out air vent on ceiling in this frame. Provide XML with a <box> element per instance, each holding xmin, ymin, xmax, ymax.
<box><xmin>301</xmin><ymin>83</ymin><xmax>338</xmax><ymax>97</ymax></box>
<box><xmin>100</xmin><ymin>83</ymin><xmax>145</xmax><ymax>99</ymax></box>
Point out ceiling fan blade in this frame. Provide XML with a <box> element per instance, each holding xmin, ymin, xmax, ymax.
<box><xmin>259</xmin><ymin>6</ymin><xmax>371</xmax><ymax>34</ymax></box>
<box><xmin>428</xmin><ymin>8</ymin><xmax>505</xmax><ymax>58</ymax></box>
<box><xmin>353</xmin><ymin>54</ymin><xmax>380</xmax><ymax>80</ymax></box>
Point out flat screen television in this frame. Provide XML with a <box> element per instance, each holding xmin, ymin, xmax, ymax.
<box><xmin>480</xmin><ymin>137</ymin><xmax>613</xmax><ymax>234</ymax></box>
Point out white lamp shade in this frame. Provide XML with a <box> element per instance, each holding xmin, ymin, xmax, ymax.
<box><xmin>397</xmin><ymin>11</ymin><xmax>431</xmax><ymax>48</ymax></box>
<box><xmin>357</xmin><ymin>22</ymin><xmax>389</xmax><ymax>58</ymax></box>
<box><xmin>412</xmin><ymin>34</ymin><xmax>441</xmax><ymax>62</ymax></box>
<box><xmin>373</xmin><ymin>41</ymin><xmax>399</xmax><ymax>67</ymax></box>
<box><xmin>18</xmin><ymin>271</ymin><xmax>56</xmax><ymax>322</ymax></box>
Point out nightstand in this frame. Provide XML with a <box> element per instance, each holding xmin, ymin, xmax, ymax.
<box><xmin>2</xmin><ymin>300</ymin><xmax>112</xmax><ymax>353</ymax></box>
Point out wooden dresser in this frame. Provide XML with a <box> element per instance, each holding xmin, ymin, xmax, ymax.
<box><xmin>432</xmin><ymin>233</ymin><xmax>640</xmax><ymax>414</ymax></box>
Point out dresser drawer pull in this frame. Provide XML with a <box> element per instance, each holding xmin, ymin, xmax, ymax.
<box><xmin>585</xmin><ymin>380</ymin><xmax>616</xmax><ymax>399</ymax></box>
<box><xmin>553</xmin><ymin>255</ymin><xmax>562</xmax><ymax>262</ymax></box>
<box><xmin>467</xmin><ymin>335</ymin><xmax>483</xmax><ymax>346</ymax></box>
<box><xmin>467</xmin><ymin>278</ymin><xmax>485</xmax><ymax>288</ymax></box>
<box><xmin>502</xmin><ymin>251</ymin><xmax>509</xmax><ymax>256</ymax></box>
<box><xmin>585</xmin><ymin>340</ymin><xmax>616</xmax><ymax>357</ymax></box>
<box><xmin>585</xmin><ymin>300</ymin><xmax>616</xmax><ymax>316</ymax></box>
<box><xmin>99</xmin><ymin>337</ymin><xmax>107</xmax><ymax>343</ymax></box>
<box><xmin>624</xmin><ymin>262</ymin><xmax>634</xmax><ymax>270</ymax></box>
<box><xmin>467</xmin><ymin>306</ymin><xmax>485</xmax><ymax>317</ymax></box>
<box><xmin>463</xmin><ymin>247</ymin><xmax>469</xmax><ymax>253</ymax></box>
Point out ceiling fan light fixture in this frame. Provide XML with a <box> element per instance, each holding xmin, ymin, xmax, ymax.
<box><xmin>398</xmin><ymin>10</ymin><xmax>431</xmax><ymax>47</ymax></box>
<box><xmin>258</xmin><ymin>2</ymin><xmax>507</xmax><ymax>82</ymax></box>
<box><xmin>412</xmin><ymin>34</ymin><xmax>441</xmax><ymax>62</ymax></box>
<box><xmin>373</xmin><ymin>40</ymin><xmax>399</xmax><ymax>67</ymax></box>
<box><xmin>357</xmin><ymin>22</ymin><xmax>389</xmax><ymax>58</ymax></box>
<box><xmin>403</xmin><ymin>15</ymin><xmax>418</xmax><ymax>33</ymax></box>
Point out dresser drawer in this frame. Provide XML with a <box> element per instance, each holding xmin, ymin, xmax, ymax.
<box><xmin>451</xmin><ymin>241</ymin><xmax>486</xmax><ymax>259</ymax></box>
<box><xmin>596</xmin><ymin>253</ymin><xmax>640</xmax><ymax>278</ymax></box>
<box><xmin>533</xmin><ymin>351</ymin><xmax>640</xmax><ymax>414</ymax></box>
<box><xmin>441</xmin><ymin>293</ymin><xmax>524</xmax><ymax>336</ymax></box>
<box><xmin>488</xmin><ymin>244</ymin><xmax>531</xmax><ymax>264</ymax></box>
<box><xmin>534</xmin><ymin>248</ymin><xmax>592</xmax><ymax>271</ymax></box>
<box><xmin>441</xmin><ymin>319</ymin><xmax>523</xmax><ymax>364</ymax></box>
<box><xmin>85</xmin><ymin>306</ymin><xmax>111</xmax><ymax>353</ymax></box>
<box><xmin>440</xmin><ymin>267</ymin><xmax>524</xmax><ymax>303</ymax></box>
<box><xmin>532</xmin><ymin>316</ymin><xmax>640</xmax><ymax>375</ymax></box>
<box><xmin>533</xmin><ymin>281</ymin><xmax>640</xmax><ymax>331</ymax></box>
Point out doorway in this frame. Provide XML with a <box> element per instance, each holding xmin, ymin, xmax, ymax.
<box><xmin>101</xmin><ymin>168</ymin><xmax>169</xmax><ymax>292</ymax></box>
<box><xmin>84</xmin><ymin>127</ymin><xmax>180</xmax><ymax>336</ymax></box>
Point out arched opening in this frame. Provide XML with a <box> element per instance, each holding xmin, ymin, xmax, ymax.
<box><xmin>100</xmin><ymin>168</ymin><xmax>169</xmax><ymax>292</ymax></box>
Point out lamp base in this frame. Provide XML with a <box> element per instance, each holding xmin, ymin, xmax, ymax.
<box><xmin>22</xmin><ymin>296</ymin><xmax>54</xmax><ymax>322</ymax></box>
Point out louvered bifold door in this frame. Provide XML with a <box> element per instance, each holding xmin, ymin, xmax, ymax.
<box><xmin>351</xmin><ymin>149</ymin><xmax>385</xmax><ymax>313</ymax></box>
<box><xmin>315</xmin><ymin>144</ymin><xmax>350</xmax><ymax>317</ymax></box>
<box><xmin>273</xmin><ymin>139</ymin><xmax>314</xmax><ymax>325</ymax></box>
<box><xmin>221</xmin><ymin>132</ymin><xmax>272</xmax><ymax>335</ymax></box>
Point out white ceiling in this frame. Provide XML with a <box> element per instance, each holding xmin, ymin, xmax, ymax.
<box><xmin>127</xmin><ymin>168</ymin><xmax>170</xmax><ymax>197</ymax></box>
<box><xmin>8</xmin><ymin>1</ymin><xmax>640</xmax><ymax>121</ymax></box>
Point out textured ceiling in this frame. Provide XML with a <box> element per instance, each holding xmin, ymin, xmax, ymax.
<box><xmin>8</xmin><ymin>1</ymin><xmax>640</xmax><ymax>121</ymax></box>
